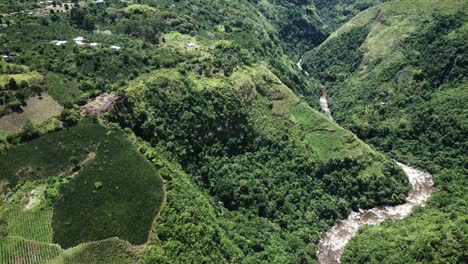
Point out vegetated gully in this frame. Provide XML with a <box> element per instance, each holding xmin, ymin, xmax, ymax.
<box><xmin>315</xmin><ymin>85</ymin><xmax>435</xmax><ymax>264</ymax></box>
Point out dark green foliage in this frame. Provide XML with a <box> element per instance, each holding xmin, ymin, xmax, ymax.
<box><xmin>70</xmin><ymin>7</ymin><xmax>96</xmax><ymax>30</ymax></box>
<box><xmin>139</xmin><ymin>150</ymin><xmax>244</xmax><ymax>263</ymax></box>
<box><xmin>114</xmin><ymin>66</ymin><xmax>409</xmax><ymax>261</ymax></box>
<box><xmin>59</xmin><ymin>109</ymin><xmax>80</xmax><ymax>128</ymax></box>
<box><xmin>302</xmin><ymin>25</ymin><xmax>370</xmax><ymax>82</ymax></box>
<box><xmin>19</xmin><ymin>119</ymin><xmax>39</xmax><ymax>141</ymax></box>
<box><xmin>402</xmin><ymin>13</ymin><xmax>467</xmax><ymax>89</ymax></box>
<box><xmin>115</xmin><ymin>73</ymin><xmax>256</xmax><ymax>167</ymax></box>
<box><xmin>342</xmin><ymin>199</ymin><xmax>467</xmax><ymax>263</ymax></box>
<box><xmin>313</xmin><ymin>0</ymin><xmax>389</xmax><ymax>29</ymax></box>
<box><xmin>52</xmin><ymin>122</ymin><xmax>164</xmax><ymax>248</ymax></box>
<box><xmin>300</xmin><ymin>4</ymin><xmax>467</xmax><ymax>263</ymax></box>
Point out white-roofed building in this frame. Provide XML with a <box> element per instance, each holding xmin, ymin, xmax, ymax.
<box><xmin>51</xmin><ymin>40</ymin><xmax>68</xmax><ymax>46</ymax></box>
<box><xmin>185</xmin><ymin>42</ymin><xmax>196</xmax><ymax>49</ymax></box>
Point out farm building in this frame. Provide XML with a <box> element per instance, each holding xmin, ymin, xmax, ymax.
<box><xmin>51</xmin><ymin>40</ymin><xmax>67</xmax><ymax>46</ymax></box>
<box><xmin>185</xmin><ymin>42</ymin><xmax>197</xmax><ymax>49</ymax></box>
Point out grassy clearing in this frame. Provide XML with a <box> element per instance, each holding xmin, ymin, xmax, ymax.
<box><xmin>52</xmin><ymin>123</ymin><xmax>164</xmax><ymax>248</ymax></box>
<box><xmin>291</xmin><ymin>102</ymin><xmax>370</xmax><ymax>160</ymax></box>
<box><xmin>0</xmin><ymin>236</ymin><xmax>62</xmax><ymax>264</ymax></box>
<box><xmin>0</xmin><ymin>93</ymin><xmax>63</xmax><ymax>133</ymax></box>
<box><xmin>0</xmin><ymin>71</ymin><xmax>43</xmax><ymax>86</ymax></box>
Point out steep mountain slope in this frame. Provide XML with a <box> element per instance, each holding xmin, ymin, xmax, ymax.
<box><xmin>249</xmin><ymin>0</ymin><xmax>389</xmax><ymax>56</ymax></box>
<box><xmin>111</xmin><ymin>59</ymin><xmax>409</xmax><ymax>262</ymax></box>
<box><xmin>0</xmin><ymin>0</ymin><xmax>464</xmax><ymax>263</ymax></box>
<box><xmin>302</xmin><ymin>0</ymin><xmax>467</xmax><ymax>262</ymax></box>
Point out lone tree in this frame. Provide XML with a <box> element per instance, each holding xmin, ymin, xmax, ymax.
<box><xmin>8</xmin><ymin>78</ymin><xmax>17</xmax><ymax>90</ymax></box>
<box><xmin>20</xmin><ymin>120</ymin><xmax>39</xmax><ymax>141</ymax></box>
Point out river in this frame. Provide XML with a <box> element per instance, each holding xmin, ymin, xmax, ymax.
<box><xmin>316</xmin><ymin>88</ymin><xmax>435</xmax><ymax>263</ymax></box>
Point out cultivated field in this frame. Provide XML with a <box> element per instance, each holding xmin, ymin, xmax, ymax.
<box><xmin>0</xmin><ymin>236</ymin><xmax>62</xmax><ymax>264</ymax></box>
<box><xmin>0</xmin><ymin>93</ymin><xmax>63</xmax><ymax>133</ymax></box>
<box><xmin>0</xmin><ymin>118</ymin><xmax>164</xmax><ymax>259</ymax></box>
<box><xmin>52</xmin><ymin>123</ymin><xmax>164</xmax><ymax>248</ymax></box>
<box><xmin>0</xmin><ymin>118</ymin><xmax>102</xmax><ymax>189</ymax></box>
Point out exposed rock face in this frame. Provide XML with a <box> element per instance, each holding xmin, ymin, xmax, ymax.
<box><xmin>80</xmin><ymin>93</ymin><xmax>120</xmax><ymax>116</ymax></box>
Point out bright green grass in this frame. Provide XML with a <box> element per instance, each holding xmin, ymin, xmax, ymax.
<box><xmin>0</xmin><ymin>118</ymin><xmax>105</xmax><ymax>190</ymax></box>
<box><xmin>0</xmin><ymin>71</ymin><xmax>43</xmax><ymax>86</ymax></box>
<box><xmin>0</xmin><ymin>236</ymin><xmax>62</xmax><ymax>264</ymax></box>
<box><xmin>49</xmin><ymin>238</ymin><xmax>137</xmax><ymax>264</ymax></box>
<box><xmin>52</xmin><ymin>124</ymin><xmax>164</xmax><ymax>248</ymax></box>
<box><xmin>291</xmin><ymin>102</ymin><xmax>371</xmax><ymax>160</ymax></box>
<box><xmin>0</xmin><ymin>129</ymin><xmax>8</xmax><ymax>140</ymax></box>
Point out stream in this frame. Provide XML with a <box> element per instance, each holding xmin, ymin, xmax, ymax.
<box><xmin>315</xmin><ymin>85</ymin><xmax>435</xmax><ymax>263</ymax></box>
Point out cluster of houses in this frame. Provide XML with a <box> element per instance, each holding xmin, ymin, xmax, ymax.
<box><xmin>50</xmin><ymin>36</ymin><xmax>121</xmax><ymax>50</ymax></box>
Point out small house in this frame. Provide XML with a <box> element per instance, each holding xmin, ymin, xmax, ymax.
<box><xmin>110</xmin><ymin>45</ymin><xmax>121</xmax><ymax>50</ymax></box>
<box><xmin>185</xmin><ymin>42</ymin><xmax>196</xmax><ymax>49</ymax></box>
<box><xmin>51</xmin><ymin>40</ymin><xmax>67</xmax><ymax>46</ymax></box>
<box><xmin>74</xmin><ymin>36</ymin><xmax>85</xmax><ymax>42</ymax></box>
<box><xmin>89</xmin><ymin>43</ymin><xmax>98</xmax><ymax>47</ymax></box>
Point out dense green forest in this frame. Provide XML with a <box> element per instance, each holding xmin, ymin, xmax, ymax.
<box><xmin>0</xmin><ymin>0</ymin><xmax>466</xmax><ymax>263</ymax></box>
<box><xmin>303</xmin><ymin>0</ymin><xmax>467</xmax><ymax>262</ymax></box>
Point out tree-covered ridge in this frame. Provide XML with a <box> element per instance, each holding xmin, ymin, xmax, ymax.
<box><xmin>301</xmin><ymin>0</ymin><xmax>467</xmax><ymax>262</ymax></box>
<box><xmin>109</xmin><ymin>61</ymin><xmax>409</xmax><ymax>262</ymax></box>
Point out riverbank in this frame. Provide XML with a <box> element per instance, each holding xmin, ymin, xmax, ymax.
<box><xmin>316</xmin><ymin>162</ymin><xmax>434</xmax><ymax>263</ymax></box>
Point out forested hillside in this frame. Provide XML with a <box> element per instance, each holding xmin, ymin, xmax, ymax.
<box><xmin>0</xmin><ymin>0</ymin><xmax>466</xmax><ymax>263</ymax></box>
<box><xmin>302</xmin><ymin>0</ymin><xmax>467</xmax><ymax>262</ymax></box>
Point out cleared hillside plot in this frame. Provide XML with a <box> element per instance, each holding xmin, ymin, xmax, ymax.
<box><xmin>0</xmin><ymin>118</ymin><xmax>105</xmax><ymax>190</ymax></box>
<box><xmin>0</xmin><ymin>93</ymin><xmax>63</xmax><ymax>133</ymax></box>
<box><xmin>51</xmin><ymin>123</ymin><xmax>163</xmax><ymax>248</ymax></box>
<box><xmin>291</xmin><ymin>102</ymin><xmax>369</xmax><ymax>160</ymax></box>
<box><xmin>0</xmin><ymin>118</ymin><xmax>164</xmax><ymax>249</ymax></box>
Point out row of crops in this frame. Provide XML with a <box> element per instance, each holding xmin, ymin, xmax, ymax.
<box><xmin>0</xmin><ymin>237</ymin><xmax>62</xmax><ymax>264</ymax></box>
<box><xmin>6</xmin><ymin>206</ymin><xmax>53</xmax><ymax>243</ymax></box>
<box><xmin>0</xmin><ymin>118</ymin><xmax>164</xmax><ymax>261</ymax></box>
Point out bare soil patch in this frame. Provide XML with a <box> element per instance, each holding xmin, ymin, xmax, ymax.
<box><xmin>0</xmin><ymin>93</ymin><xmax>63</xmax><ymax>133</ymax></box>
<box><xmin>80</xmin><ymin>92</ymin><xmax>120</xmax><ymax>115</ymax></box>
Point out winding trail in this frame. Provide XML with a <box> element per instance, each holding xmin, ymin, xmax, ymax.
<box><xmin>316</xmin><ymin>87</ymin><xmax>435</xmax><ymax>263</ymax></box>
